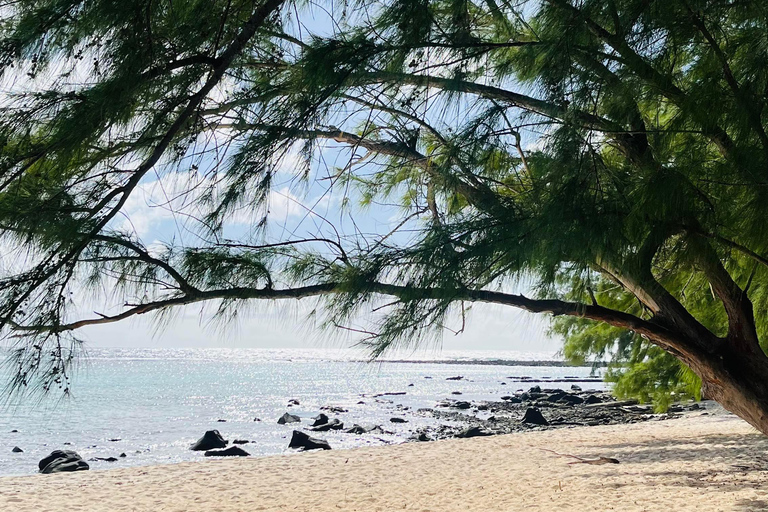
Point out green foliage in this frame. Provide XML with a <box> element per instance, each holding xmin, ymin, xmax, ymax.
<box><xmin>3</xmin><ymin>0</ymin><xmax>768</xmax><ymax>405</ymax></box>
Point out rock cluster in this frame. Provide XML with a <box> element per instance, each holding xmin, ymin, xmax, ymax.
<box><xmin>416</xmin><ymin>387</ymin><xmax>701</xmax><ymax>441</ymax></box>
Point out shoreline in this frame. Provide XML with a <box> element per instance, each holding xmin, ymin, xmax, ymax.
<box><xmin>2</xmin><ymin>387</ymin><xmax>693</xmax><ymax>477</ymax></box>
<box><xmin>364</xmin><ymin>359</ymin><xmax>609</xmax><ymax>368</ymax></box>
<box><xmin>2</xmin><ymin>412</ymin><xmax>766</xmax><ymax>511</ymax></box>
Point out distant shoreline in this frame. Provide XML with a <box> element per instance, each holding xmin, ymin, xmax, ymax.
<box><xmin>372</xmin><ymin>359</ymin><xmax>608</xmax><ymax>367</ymax></box>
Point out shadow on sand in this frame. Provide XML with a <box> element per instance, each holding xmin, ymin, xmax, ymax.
<box><xmin>559</xmin><ymin>419</ymin><xmax>768</xmax><ymax>511</ymax></box>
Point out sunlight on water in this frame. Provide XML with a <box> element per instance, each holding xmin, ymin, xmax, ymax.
<box><xmin>0</xmin><ymin>348</ymin><xmax>602</xmax><ymax>476</ymax></box>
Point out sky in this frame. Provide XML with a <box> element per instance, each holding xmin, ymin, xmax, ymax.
<box><xmin>72</xmin><ymin>136</ymin><xmax>564</xmax><ymax>356</ymax></box>
<box><xmin>76</xmin><ymin>162</ymin><xmax>562</xmax><ymax>355</ymax></box>
<box><xmin>79</xmin><ymin>301</ymin><xmax>561</xmax><ymax>355</ymax></box>
<box><xmin>0</xmin><ymin>2</ymin><xmax>565</xmax><ymax>358</ymax></box>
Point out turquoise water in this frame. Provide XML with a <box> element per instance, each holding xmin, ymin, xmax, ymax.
<box><xmin>0</xmin><ymin>348</ymin><xmax>604</xmax><ymax>476</ymax></box>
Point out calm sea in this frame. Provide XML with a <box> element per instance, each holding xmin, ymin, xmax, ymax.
<box><xmin>0</xmin><ymin>348</ymin><xmax>605</xmax><ymax>476</ymax></box>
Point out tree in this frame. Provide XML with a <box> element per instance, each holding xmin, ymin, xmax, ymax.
<box><xmin>3</xmin><ymin>0</ymin><xmax>768</xmax><ymax>432</ymax></box>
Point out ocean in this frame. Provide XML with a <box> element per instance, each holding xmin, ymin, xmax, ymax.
<box><xmin>0</xmin><ymin>348</ymin><xmax>605</xmax><ymax>476</ymax></box>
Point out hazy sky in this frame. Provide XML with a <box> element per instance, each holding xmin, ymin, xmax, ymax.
<box><xmin>79</xmin><ymin>301</ymin><xmax>561</xmax><ymax>356</ymax></box>
<box><xmin>0</xmin><ymin>6</ymin><xmax>565</xmax><ymax>358</ymax></box>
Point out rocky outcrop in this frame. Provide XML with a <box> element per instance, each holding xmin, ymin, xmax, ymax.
<box><xmin>11</xmin><ymin>447</ymin><xmax>22</xmax><ymax>453</ymax></box>
<box><xmin>311</xmin><ymin>419</ymin><xmax>344</xmax><ymax>432</ymax></box>
<box><xmin>320</xmin><ymin>406</ymin><xmax>348</xmax><ymax>413</ymax></box>
<box><xmin>457</xmin><ymin>426</ymin><xmax>493</xmax><ymax>438</ymax></box>
<box><xmin>39</xmin><ymin>450</ymin><xmax>90</xmax><ymax>474</ymax></box>
<box><xmin>346</xmin><ymin>424</ymin><xmax>367</xmax><ymax>434</ymax></box>
<box><xmin>204</xmin><ymin>446</ymin><xmax>250</xmax><ymax>457</ymax></box>
<box><xmin>288</xmin><ymin>431</ymin><xmax>331</xmax><ymax>451</ymax></box>
<box><xmin>277</xmin><ymin>412</ymin><xmax>301</xmax><ymax>424</ymax></box>
<box><xmin>521</xmin><ymin>408</ymin><xmax>549</xmax><ymax>426</ymax></box>
<box><xmin>559</xmin><ymin>394</ymin><xmax>585</xmax><ymax>405</ymax></box>
<box><xmin>190</xmin><ymin>430</ymin><xmax>228</xmax><ymax>451</ymax></box>
<box><xmin>311</xmin><ymin>413</ymin><xmax>329</xmax><ymax>427</ymax></box>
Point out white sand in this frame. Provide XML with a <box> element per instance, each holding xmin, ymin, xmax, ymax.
<box><xmin>2</xmin><ymin>413</ymin><xmax>767</xmax><ymax>512</ymax></box>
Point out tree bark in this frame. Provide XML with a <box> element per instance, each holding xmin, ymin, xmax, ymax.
<box><xmin>681</xmin><ymin>332</ymin><xmax>768</xmax><ymax>435</ymax></box>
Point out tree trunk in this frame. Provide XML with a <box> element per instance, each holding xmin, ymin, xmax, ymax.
<box><xmin>688</xmin><ymin>336</ymin><xmax>768</xmax><ymax>435</ymax></box>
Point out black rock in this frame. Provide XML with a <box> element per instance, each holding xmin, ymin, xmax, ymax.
<box><xmin>546</xmin><ymin>393</ymin><xmax>567</xmax><ymax>402</ymax></box>
<box><xmin>408</xmin><ymin>383</ymin><xmax>414</xmax><ymax>387</ymax></box>
<box><xmin>190</xmin><ymin>430</ymin><xmax>228</xmax><ymax>451</ymax></box>
<box><xmin>424</xmin><ymin>376</ymin><xmax>432</xmax><ymax>379</ymax></box>
<box><xmin>458</xmin><ymin>426</ymin><xmax>493</xmax><ymax>438</ymax></box>
<box><xmin>454</xmin><ymin>401</ymin><xmax>472</xmax><ymax>410</ymax></box>
<box><xmin>500</xmin><ymin>396</ymin><xmax>522</xmax><ymax>404</ymax></box>
<box><xmin>93</xmin><ymin>457</ymin><xmax>118</xmax><ymax>462</ymax></box>
<box><xmin>11</xmin><ymin>446</ymin><xmax>22</xmax><ymax>453</ymax></box>
<box><xmin>584</xmin><ymin>395</ymin><xmax>603</xmax><ymax>404</ymax></box>
<box><xmin>390</xmin><ymin>417</ymin><xmax>408</xmax><ymax>423</ymax></box>
<box><xmin>119</xmin><ymin>453</ymin><xmax>127</xmax><ymax>458</ymax></box>
<box><xmin>204</xmin><ymin>446</ymin><xmax>250</xmax><ymax>457</ymax></box>
<box><xmin>415</xmin><ymin>433</ymin><xmax>431</xmax><ymax>442</ymax></box>
<box><xmin>311</xmin><ymin>419</ymin><xmax>344</xmax><ymax>432</ymax></box>
<box><xmin>559</xmin><ymin>394</ymin><xmax>585</xmax><ymax>405</ymax></box>
<box><xmin>39</xmin><ymin>450</ymin><xmax>89</xmax><ymax>474</ymax></box>
<box><xmin>528</xmin><ymin>385</ymin><xmax>542</xmax><ymax>393</ymax></box>
<box><xmin>277</xmin><ymin>412</ymin><xmax>301</xmax><ymax>424</ymax></box>
<box><xmin>500</xmin><ymin>382</ymin><xmax>507</xmax><ymax>385</ymax></box>
<box><xmin>63</xmin><ymin>442</ymin><xmax>72</xmax><ymax>445</ymax></box>
<box><xmin>451</xmin><ymin>391</ymin><xmax>463</xmax><ymax>395</ymax></box>
<box><xmin>320</xmin><ymin>406</ymin><xmax>348</xmax><ymax>413</ymax></box>
<box><xmin>446</xmin><ymin>376</ymin><xmax>464</xmax><ymax>381</ymax></box>
<box><xmin>232</xmin><ymin>439</ymin><xmax>250</xmax><ymax>445</ymax></box>
<box><xmin>288</xmin><ymin>430</ymin><xmax>331</xmax><ymax>451</ymax></box>
<box><xmin>345</xmin><ymin>424</ymin><xmax>368</xmax><ymax>434</ymax></box>
<box><xmin>253</xmin><ymin>417</ymin><xmax>261</xmax><ymax>422</ymax></box>
<box><xmin>571</xmin><ymin>384</ymin><xmax>582</xmax><ymax>392</ymax></box>
<box><xmin>108</xmin><ymin>438</ymin><xmax>121</xmax><ymax>442</ymax></box>
<box><xmin>521</xmin><ymin>408</ymin><xmax>549</xmax><ymax>426</ymax></box>
<box><xmin>217</xmin><ymin>419</ymin><xmax>227</xmax><ymax>423</ymax></box>
<box><xmin>10</xmin><ymin>430</ymin><xmax>18</xmax><ymax>433</ymax></box>
<box><xmin>311</xmin><ymin>413</ymin><xmax>329</xmax><ymax>427</ymax></box>
<box><xmin>288</xmin><ymin>399</ymin><xmax>300</xmax><ymax>406</ymax></box>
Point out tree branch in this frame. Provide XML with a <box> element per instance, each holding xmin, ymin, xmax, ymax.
<box><xmin>91</xmin><ymin>235</ymin><xmax>200</xmax><ymax>295</ymax></box>
<box><xmin>12</xmin><ymin>282</ymin><xmax>685</xmax><ymax>355</ymax></box>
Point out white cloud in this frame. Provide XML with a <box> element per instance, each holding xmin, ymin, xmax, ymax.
<box><xmin>114</xmin><ymin>171</ymin><xmax>313</xmax><ymax>242</ymax></box>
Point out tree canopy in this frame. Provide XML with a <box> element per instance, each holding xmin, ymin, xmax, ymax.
<box><xmin>3</xmin><ymin>0</ymin><xmax>768</xmax><ymax>424</ymax></box>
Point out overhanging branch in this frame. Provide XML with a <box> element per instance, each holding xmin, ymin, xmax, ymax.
<box><xmin>11</xmin><ymin>282</ymin><xmax>680</xmax><ymax>352</ymax></box>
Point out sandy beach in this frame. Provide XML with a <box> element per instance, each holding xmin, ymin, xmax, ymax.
<box><xmin>1</xmin><ymin>412</ymin><xmax>766</xmax><ymax>512</ymax></box>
